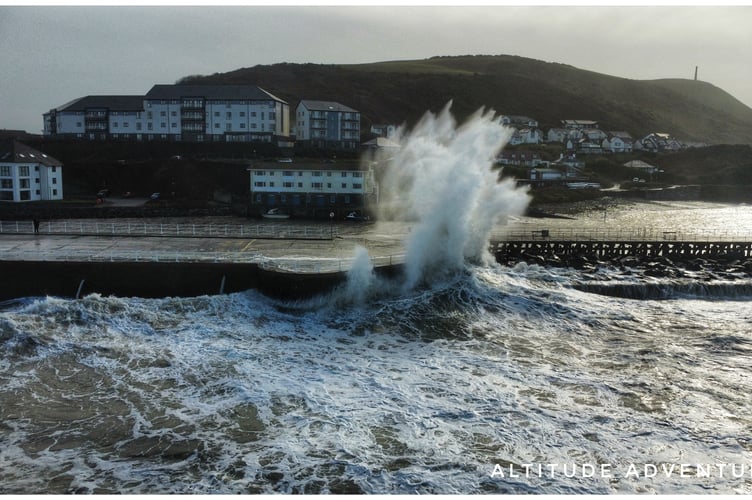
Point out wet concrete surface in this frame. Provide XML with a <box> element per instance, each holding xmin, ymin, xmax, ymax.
<box><xmin>0</xmin><ymin>217</ymin><xmax>411</xmax><ymax>273</ymax></box>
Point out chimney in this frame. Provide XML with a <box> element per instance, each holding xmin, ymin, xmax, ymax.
<box><xmin>694</xmin><ymin>66</ymin><xmax>698</xmax><ymax>81</ymax></box>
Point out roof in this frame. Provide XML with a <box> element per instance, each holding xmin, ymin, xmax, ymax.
<box><xmin>53</xmin><ymin>95</ymin><xmax>144</xmax><ymax>112</ymax></box>
<box><xmin>0</xmin><ymin>140</ymin><xmax>62</xmax><ymax>167</ymax></box>
<box><xmin>298</xmin><ymin>100</ymin><xmax>358</xmax><ymax>113</ymax></box>
<box><xmin>145</xmin><ymin>84</ymin><xmax>286</xmax><ymax>103</ymax></box>
<box><xmin>624</xmin><ymin>160</ymin><xmax>658</xmax><ymax>170</ymax></box>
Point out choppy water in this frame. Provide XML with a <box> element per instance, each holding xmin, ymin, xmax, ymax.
<box><xmin>2</xmin><ymin>203</ymin><xmax>752</xmax><ymax>494</ymax></box>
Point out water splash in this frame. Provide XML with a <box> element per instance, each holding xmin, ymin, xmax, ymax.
<box><xmin>350</xmin><ymin>102</ymin><xmax>530</xmax><ymax>292</ymax></box>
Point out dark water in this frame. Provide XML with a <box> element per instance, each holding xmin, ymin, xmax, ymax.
<box><xmin>1</xmin><ymin>238</ymin><xmax>751</xmax><ymax>493</ymax></box>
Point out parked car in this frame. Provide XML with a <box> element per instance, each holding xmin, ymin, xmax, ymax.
<box><xmin>150</xmin><ymin>192</ymin><xmax>161</xmax><ymax>200</ymax></box>
<box><xmin>97</xmin><ymin>189</ymin><xmax>110</xmax><ymax>198</ymax></box>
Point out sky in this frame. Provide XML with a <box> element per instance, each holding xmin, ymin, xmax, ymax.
<box><xmin>1</xmin><ymin>4</ymin><xmax>751</xmax><ymax>134</ymax></box>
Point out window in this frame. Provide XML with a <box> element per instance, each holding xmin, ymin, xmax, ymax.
<box><xmin>312</xmin><ymin>171</ymin><xmax>322</xmax><ymax>177</ymax></box>
<box><xmin>226</xmin><ymin>112</ymin><xmax>232</xmax><ymax>119</ymax></box>
<box><xmin>171</xmin><ymin>111</ymin><xmax>177</xmax><ymax>116</ymax></box>
<box><xmin>353</xmin><ymin>183</ymin><xmax>362</xmax><ymax>189</ymax></box>
<box><xmin>113</xmin><ymin>122</ymin><xmax>119</xmax><ymax>128</ymax></box>
<box><xmin>161</xmin><ymin>122</ymin><xmax>167</xmax><ymax>128</ymax></box>
<box><xmin>269</xmin><ymin>182</ymin><xmax>275</xmax><ymax>187</ymax></box>
<box><xmin>240</xmin><ymin>123</ymin><xmax>246</xmax><ymax>129</ymax></box>
<box><xmin>1</xmin><ymin>179</ymin><xmax>12</xmax><ymax>189</ymax></box>
<box><xmin>160</xmin><ymin>111</ymin><xmax>166</xmax><ymax>117</ymax></box>
<box><xmin>52</xmin><ymin>178</ymin><xmax>57</xmax><ymax>185</ymax></box>
<box><xmin>254</xmin><ymin>181</ymin><xmax>266</xmax><ymax>187</ymax></box>
<box><xmin>327</xmin><ymin>183</ymin><xmax>332</xmax><ymax>189</ymax></box>
<box><xmin>341</xmin><ymin>183</ymin><xmax>347</xmax><ymax>189</ymax></box>
<box><xmin>124</xmin><ymin>122</ymin><xmax>129</xmax><ymax>128</ymax></box>
<box><xmin>172</xmin><ymin>123</ymin><xmax>177</xmax><ymax>128</ymax></box>
<box><xmin>297</xmin><ymin>182</ymin><xmax>303</xmax><ymax>188</ymax></box>
<box><xmin>53</xmin><ymin>189</ymin><xmax>58</xmax><ymax>196</ymax></box>
<box><xmin>147</xmin><ymin>123</ymin><xmax>153</xmax><ymax>130</ymax></box>
<box><xmin>341</xmin><ymin>172</ymin><xmax>348</xmax><ymax>177</ymax></box>
<box><xmin>312</xmin><ymin>182</ymin><xmax>322</xmax><ymax>189</ymax></box>
<box><xmin>283</xmin><ymin>182</ymin><xmax>294</xmax><ymax>188</ymax></box>
<box><xmin>283</xmin><ymin>171</ymin><xmax>293</xmax><ymax>176</ymax></box>
<box><xmin>255</xmin><ymin>171</ymin><xmax>266</xmax><ymax>175</ymax></box>
<box><xmin>18</xmin><ymin>166</ymin><xmax>29</xmax><ymax>176</ymax></box>
<box><xmin>240</xmin><ymin>111</ymin><xmax>246</xmax><ymax>117</ymax></box>
<box><xmin>215</xmin><ymin>123</ymin><xmax>220</xmax><ymax>129</ymax></box>
<box><xmin>0</xmin><ymin>166</ymin><xmax>10</xmax><ymax>176</ymax></box>
<box><xmin>214</xmin><ymin>111</ymin><xmax>220</xmax><ymax>117</ymax></box>
<box><xmin>353</xmin><ymin>172</ymin><xmax>363</xmax><ymax>178</ymax></box>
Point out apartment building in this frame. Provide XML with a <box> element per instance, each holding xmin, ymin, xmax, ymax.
<box><xmin>295</xmin><ymin>100</ymin><xmax>360</xmax><ymax>150</ymax></box>
<box><xmin>249</xmin><ymin>160</ymin><xmax>377</xmax><ymax>218</ymax></box>
<box><xmin>0</xmin><ymin>140</ymin><xmax>63</xmax><ymax>202</ymax></box>
<box><xmin>43</xmin><ymin>85</ymin><xmax>290</xmax><ymax>144</ymax></box>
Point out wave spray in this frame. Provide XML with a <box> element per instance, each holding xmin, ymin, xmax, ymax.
<box><xmin>347</xmin><ymin>102</ymin><xmax>531</xmax><ymax>294</ymax></box>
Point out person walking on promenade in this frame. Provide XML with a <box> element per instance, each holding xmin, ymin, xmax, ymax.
<box><xmin>33</xmin><ymin>218</ymin><xmax>40</xmax><ymax>234</ymax></box>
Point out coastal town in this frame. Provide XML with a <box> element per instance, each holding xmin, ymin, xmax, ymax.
<box><xmin>1</xmin><ymin>81</ymin><xmax>702</xmax><ymax>216</ymax></box>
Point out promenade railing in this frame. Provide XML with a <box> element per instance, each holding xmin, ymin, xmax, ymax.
<box><xmin>0</xmin><ymin>246</ymin><xmax>406</xmax><ymax>274</ymax></box>
<box><xmin>0</xmin><ymin>220</ymin><xmax>338</xmax><ymax>240</ymax></box>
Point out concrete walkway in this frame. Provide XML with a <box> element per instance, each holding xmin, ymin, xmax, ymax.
<box><xmin>0</xmin><ymin>219</ymin><xmax>410</xmax><ymax>273</ymax></box>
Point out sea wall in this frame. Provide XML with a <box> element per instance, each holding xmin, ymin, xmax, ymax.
<box><xmin>0</xmin><ymin>260</ymin><xmax>347</xmax><ymax>301</ymax></box>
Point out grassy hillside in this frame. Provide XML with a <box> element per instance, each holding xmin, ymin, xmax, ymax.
<box><xmin>180</xmin><ymin>55</ymin><xmax>752</xmax><ymax>145</ymax></box>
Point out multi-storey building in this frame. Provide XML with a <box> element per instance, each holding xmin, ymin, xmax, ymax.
<box><xmin>43</xmin><ymin>85</ymin><xmax>291</xmax><ymax>144</ymax></box>
<box><xmin>0</xmin><ymin>140</ymin><xmax>63</xmax><ymax>202</ymax></box>
<box><xmin>248</xmin><ymin>160</ymin><xmax>377</xmax><ymax>218</ymax></box>
<box><xmin>295</xmin><ymin>100</ymin><xmax>360</xmax><ymax>150</ymax></box>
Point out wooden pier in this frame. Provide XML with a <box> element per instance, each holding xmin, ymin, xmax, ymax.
<box><xmin>492</xmin><ymin>240</ymin><xmax>752</xmax><ymax>263</ymax></box>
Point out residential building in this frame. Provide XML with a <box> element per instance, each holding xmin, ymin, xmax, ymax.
<box><xmin>370</xmin><ymin>124</ymin><xmax>398</xmax><ymax>138</ymax></box>
<box><xmin>502</xmin><ymin>115</ymin><xmax>539</xmax><ymax>128</ymax></box>
<box><xmin>635</xmin><ymin>133</ymin><xmax>683</xmax><ymax>152</ymax></box>
<box><xmin>546</xmin><ymin>128</ymin><xmax>570</xmax><ymax>143</ymax></box>
<box><xmin>0</xmin><ymin>140</ymin><xmax>63</xmax><ymax>202</ymax></box>
<box><xmin>562</xmin><ymin>119</ymin><xmax>599</xmax><ymax>130</ymax></box>
<box><xmin>295</xmin><ymin>100</ymin><xmax>360</xmax><ymax>150</ymax></box>
<box><xmin>602</xmin><ymin>131</ymin><xmax>634</xmax><ymax>153</ymax></box>
<box><xmin>43</xmin><ymin>84</ymin><xmax>291</xmax><ymax>144</ymax></box>
<box><xmin>508</xmin><ymin>128</ymin><xmax>542</xmax><ymax>146</ymax></box>
<box><xmin>248</xmin><ymin>160</ymin><xmax>377</xmax><ymax>218</ymax></box>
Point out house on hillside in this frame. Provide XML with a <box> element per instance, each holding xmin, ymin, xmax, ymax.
<box><xmin>635</xmin><ymin>132</ymin><xmax>683</xmax><ymax>152</ymax></box>
<box><xmin>497</xmin><ymin>150</ymin><xmax>546</xmax><ymax>167</ymax></box>
<box><xmin>0</xmin><ymin>140</ymin><xmax>63</xmax><ymax>202</ymax></box>
<box><xmin>603</xmin><ymin>131</ymin><xmax>634</xmax><ymax>153</ymax></box>
<box><xmin>562</xmin><ymin>119</ymin><xmax>599</xmax><ymax>130</ymax></box>
<box><xmin>546</xmin><ymin>128</ymin><xmax>570</xmax><ymax>143</ymax></box>
<box><xmin>248</xmin><ymin>160</ymin><xmax>377</xmax><ymax>218</ymax></box>
<box><xmin>566</xmin><ymin>137</ymin><xmax>603</xmax><ymax>155</ymax></box>
<box><xmin>508</xmin><ymin>127</ymin><xmax>542</xmax><ymax>146</ymax></box>
<box><xmin>295</xmin><ymin>100</ymin><xmax>361</xmax><ymax>151</ymax></box>
<box><xmin>502</xmin><ymin>115</ymin><xmax>539</xmax><ymax>128</ymax></box>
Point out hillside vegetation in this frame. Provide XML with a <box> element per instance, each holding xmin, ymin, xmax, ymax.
<box><xmin>180</xmin><ymin>55</ymin><xmax>752</xmax><ymax>145</ymax></box>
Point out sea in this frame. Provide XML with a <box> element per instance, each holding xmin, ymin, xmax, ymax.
<box><xmin>2</xmin><ymin>107</ymin><xmax>752</xmax><ymax>495</ymax></box>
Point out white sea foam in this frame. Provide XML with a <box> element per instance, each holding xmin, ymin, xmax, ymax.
<box><xmin>352</xmin><ymin>102</ymin><xmax>530</xmax><ymax>293</ymax></box>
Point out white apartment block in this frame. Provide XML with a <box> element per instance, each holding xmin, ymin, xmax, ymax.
<box><xmin>249</xmin><ymin>161</ymin><xmax>377</xmax><ymax>217</ymax></box>
<box><xmin>43</xmin><ymin>85</ymin><xmax>290</xmax><ymax>144</ymax></box>
<box><xmin>295</xmin><ymin>100</ymin><xmax>360</xmax><ymax>150</ymax></box>
<box><xmin>0</xmin><ymin>140</ymin><xmax>63</xmax><ymax>202</ymax></box>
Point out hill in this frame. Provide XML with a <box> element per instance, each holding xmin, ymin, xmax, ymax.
<box><xmin>179</xmin><ymin>54</ymin><xmax>752</xmax><ymax>145</ymax></box>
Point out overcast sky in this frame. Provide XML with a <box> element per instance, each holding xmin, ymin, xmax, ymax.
<box><xmin>1</xmin><ymin>5</ymin><xmax>751</xmax><ymax>134</ymax></box>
